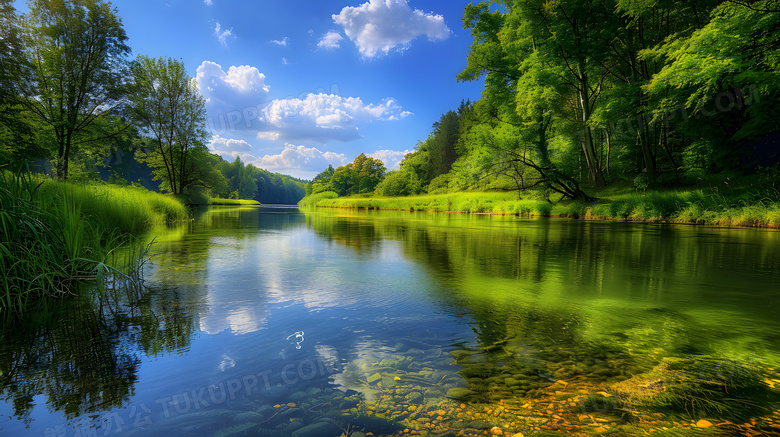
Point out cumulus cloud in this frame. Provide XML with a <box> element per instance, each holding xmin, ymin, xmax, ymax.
<box><xmin>196</xmin><ymin>61</ymin><xmax>411</xmax><ymax>147</ymax></box>
<box><xmin>196</xmin><ymin>61</ymin><xmax>271</xmax><ymax>130</ymax></box>
<box><xmin>209</xmin><ymin>135</ymin><xmax>253</xmax><ymax>154</ymax></box>
<box><xmin>256</xmin><ymin>94</ymin><xmax>411</xmax><ymax>144</ymax></box>
<box><xmin>204</xmin><ymin>0</ymin><xmax>212</xmax><ymax>5</ymax></box>
<box><xmin>318</xmin><ymin>30</ymin><xmax>344</xmax><ymax>50</ymax></box>
<box><xmin>368</xmin><ymin>149</ymin><xmax>413</xmax><ymax>171</ymax></box>
<box><xmin>332</xmin><ymin>0</ymin><xmax>450</xmax><ymax>57</ymax></box>
<box><xmin>253</xmin><ymin>144</ymin><xmax>348</xmax><ymax>174</ymax></box>
<box><xmin>271</xmin><ymin>37</ymin><xmax>289</xmax><ymax>47</ymax></box>
<box><xmin>213</xmin><ymin>22</ymin><xmax>235</xmax><ymax>47</ymax></box>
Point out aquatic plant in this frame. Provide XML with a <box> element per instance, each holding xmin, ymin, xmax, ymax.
<box><xmin>610</xmin><ymin>356</ymin><xmax>777</xmax><ymax>422</ymax></box>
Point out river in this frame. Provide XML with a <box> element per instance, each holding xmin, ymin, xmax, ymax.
<box><xmin>2</xmin><ymin>205</ymin><xmax>779</xmax><ymax>436</ymax></box>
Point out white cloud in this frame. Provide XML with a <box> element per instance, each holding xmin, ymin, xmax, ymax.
<box><xmin>213</xmin><ymin>22</ymin><xmax>235</xmax><ymax>47</ymax></box>
<box><xmin>368</xmin><ymin>149</ymin><xmax>413</xmax><ymax>171</ymax></box>
<box><xmin>256</xmin><ymin>94</ymin><xmax>411</xmax><ymax>144</ymax></box>
<box><xmin>209</xmin><ymin>135</ymin><xmax>253</xmax><ymax>154</ymax></box>
<box><xmin>332</xmin><ymin>0</ymin><xmax>450</xmax><ymax>57</ymax></box>
<box><xmin>196</xmin><ymin>61</ymin><xmax>271</xmax><ymax>131</ymax></box>
<box><xmin>282</xmin><ymin>57</ymin><xmax>288</xmax><ymax>65</ymax></box>
<box><xmin>204</xmin><ymin>0</ymin><xmax>212</xmax><ymax>5</ymax></box>
<box><xmin>318</xmin><ymin>30</ymin><xmax>344</xmax><ymax>50</ymax></box>
<box><xmin>252</xmin><ymin>144</ymin><xmax>348</xmax><ymax>174</ymax></box>
<box><xmin>271</xmin><ymin>37</ymin><xmax>289</xmax><ymax>47</ymax></box>
<box><xmin>256</xmin><ymin>132</ymin><xmax>281</xmax><ymax>141</ymax></box>
<box><xmin>196</xmin><ymin>61</ymin><xmax>410</xmax><ymax>147</ymax></box>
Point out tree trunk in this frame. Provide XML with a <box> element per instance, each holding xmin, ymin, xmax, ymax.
<box><xmin>578</xmin><ymin>79</ymin><xmax>606</xmax><ymax>187</ymax></box>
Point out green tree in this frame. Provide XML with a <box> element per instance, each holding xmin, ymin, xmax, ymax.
<box><xmin>353</xmin><ymin>153</ymin><xmax>386</xmax><ymax>194</ymax></box>
<box><xmin>130</xmin><ymin>56</ymin><xmax>209</xmax><ymax>195</ymax></box>
<box><xmin>330</xmin><ymin>154</ymin><xmax>386</xmax><ymax>196</ymax></box>
<box><xmin>0</xmin><ymin>0</ymin><xmax>26</xmax><ymax>104</ymax></box>
<box><xmin>512</xmin><ymin>0</ymin><xmax>613</xmax><ymax>186</ymax></box>
<box><xmin>429</xmin><ymin>110</ymin><xmax>461</xmax><ymax>178</ymax></box>
<box><xmin>643</xmin><ymin>0</ymin><xmax>780</xmax><ymax>176</ymax></box>
<box><xmin>20</xmin><ymin>0</ymin><xmax>130</xmax><ymax>180</ymax></box>
<box><xmin>330</xmin><ymin>164</ymin><xmax>358</xmax><ymax>196</ymax></box>
<box><xmin>456</xmin><ymin>2</ymin><xmax>591</xmax><ymax>199</ymax></box>
<box><xmin>306</xmin><ymin>164</ymin><xmax>336</xmax><ymax>195</ymax></box>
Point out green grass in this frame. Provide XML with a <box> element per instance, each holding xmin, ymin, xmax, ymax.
<box><xmin>36</xmin><ymin>179</ymin><xmax>188</xmax><ymax>235</ymax></box>
<box><xmin>559</xmin><ymin>188</ymin><xmax>780</xmax><ymax>227</ymax></box>
<box><xmin>298</xmin><ymin>187</ymin><xmax>780</xmax><ymax>228</ymax></box>
<box><xmin>207</xmin><ymin>197</ymin><xmax>261</xmax><ymax>206</ymax></box>
<box><xmin>301</xmin><ymin>191</ymin><xmax>541</xmax><ymax>214</ymax></box>
<box><xmin>298</xmin><ymin>191</ymin><xmax>339</xmax><ymax>208</ymax></box>
<box><xmin>0</xmin><ymin>171</ymin><xmax>189</xmax><ymax>318</ymax></box>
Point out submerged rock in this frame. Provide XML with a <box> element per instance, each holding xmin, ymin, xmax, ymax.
<box><xmin>446</xmin><ymin>387</ymin><xmax>475</xmax><ymax>399</ymax></box>
<box><xmin>291</xmin><ymin>419</ymin><xmax>343</xmax><ymax>437</ymax></box>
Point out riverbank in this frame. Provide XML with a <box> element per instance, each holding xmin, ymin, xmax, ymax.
<box><xmin>0</xmin><ymin>172</ymin><xmax>189</xmax><ymax>317</ymax></box>
<box><xmin>206</xmin><ymin>197</ymin><xmax>261</xmax><ymax>206</ymax></box>
<box><xmin>299</xmin><ymin>189</ymin><xmax>780</xmax><ymax>229</ymax></box>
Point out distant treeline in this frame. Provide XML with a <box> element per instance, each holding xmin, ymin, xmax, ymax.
<box><xmin>90</xmin><ymin>139</ymin><xmax>306</xmax><ymax>204</ymax></box>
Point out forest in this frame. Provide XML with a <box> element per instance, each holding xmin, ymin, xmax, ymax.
<box><xmin>0</xmin><ymin>0</ymin><xmax>305</xmax><ymax>205</ymax></box>
<box><xmin>306</xmin><ymin>0</ymin><xmax>780</xmax><ymax>212</ymax></box>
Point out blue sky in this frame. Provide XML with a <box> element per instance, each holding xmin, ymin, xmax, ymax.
<box><xmin>18</xmin><ymin>0</ymin><xmax>485</xmax><ymax>180</ymax></box>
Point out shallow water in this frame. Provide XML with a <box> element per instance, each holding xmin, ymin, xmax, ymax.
<box><xmin>1</xmin><ymin>206</ymin><xmax>779</xmax><ymax>436</ymax></box>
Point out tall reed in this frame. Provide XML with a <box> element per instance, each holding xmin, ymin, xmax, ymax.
<box><xmin>0</xmin><ymin>170</ymin><xmax>188</xmax><ymax>318</ymax></box>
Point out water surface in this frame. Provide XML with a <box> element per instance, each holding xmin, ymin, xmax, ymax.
<box><xmin>2</xmin><ymin>206</ymin><xmax>779</xmax><ymax>436</ymax></box>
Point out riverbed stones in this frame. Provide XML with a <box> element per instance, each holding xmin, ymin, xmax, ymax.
<box><xmin>446</xmin><ymin>387</ymin><xmax>475</xmax><ymax>399</ymax></box>
<box><xmin>405</xmin><ymin>391</ymin><xmax>423</xmax><ymax>402</ymax></box>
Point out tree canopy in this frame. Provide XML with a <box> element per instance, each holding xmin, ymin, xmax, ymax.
<box><xmin>348</xmin><ymin>0</ymin><xmax>779</xmax><ymax>201</ymax></box>
<box><xmin>20</xmin><ymin>0</ymin><xmax>131</xmax><ymax>180</ymax></box>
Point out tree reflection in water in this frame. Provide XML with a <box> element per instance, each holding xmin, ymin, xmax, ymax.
<box><xmin>0</xmin><ymin>277</ymin><xmax>196</xmax><ymax>426</ymax></box>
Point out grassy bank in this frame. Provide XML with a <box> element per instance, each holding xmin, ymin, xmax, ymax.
<box><xmin>36</xmin><ymin>180</ymin><xmax>189</xmax><ymax>235</ymax></box>
<box><xmin>206</xmin><ymin>197</ymin><xmax>261</xmax><ymax>206</ymax></box>
<box><xmin>299</xmin><ymin>188</ymin><xmax>780</xmax><ymax>228</ymax></box>
<box><xmin>1</xmin><ymin>172</ymin><xmax>188</xmax><ymax>317</ymax></box>
<box><xmin>303</xmin><ymin>191</ymin><xmax>548</xmax><ymax>214</ymax></box>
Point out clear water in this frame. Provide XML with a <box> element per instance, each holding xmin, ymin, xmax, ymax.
<box><xmin>2</xmin><ymin>206</ymin><xmax>779</xmax><ymax>436</ymax></box>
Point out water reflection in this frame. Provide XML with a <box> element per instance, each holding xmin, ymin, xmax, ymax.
<box><xmin>147</xmin><ymin>206</ymin><xmax>307</xmax><ymax>335</ymax></box>
<box><xmin>2</xmin><ymin>207</ymin><xmax>779</xmax><ymax>435</ymax></box>
<box><xmin>0</xmin><ymin>279</ymin><xmax>196</xmax><ymax>426</ymax></box>
<box><xmin>305</xmin><ymin>210</ymin><xmax>780</xmax><ymax>368</ymax></box>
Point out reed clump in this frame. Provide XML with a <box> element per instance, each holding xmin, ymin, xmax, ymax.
<box><xmin>0</xmin><ymin>171</ymin><xmax>187</xmax><ymax>317</ymax></box>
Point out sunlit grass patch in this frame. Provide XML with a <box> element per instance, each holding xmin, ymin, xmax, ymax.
<box><xmin>298</xmin><ymin>191</ymin><xmax>339</xmax><ymax>208</ymax></box>
<box><xmin>1</xmin><ymin>171</ymin><xmax>188</xmax><ymax>317</ymax></box>
<box><xmin>207</xmin><ymin>197</ymin><xmax>261</xmax><ymax>206</ymax></box>
<box><xmin>299</xmin><ymin>186</ymin><xmax>779</xmax><ymax>228</ymax></box>
<box><xmin>36</xmin><ymin>179</ymin><xmax>188</xmax><ymax>235</ymax></box>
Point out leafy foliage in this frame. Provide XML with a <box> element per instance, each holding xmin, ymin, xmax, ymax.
<box><xmin>130</xmin><ymin>56</ymin><xmax>210</xmax><ymax>195</ymax></box>
<box><xmin>19</xmin><ymin>0</ymin><xmax>131</xmax><ymax>181</ymax></box>
<box><xmin>339</xmin><ymin>0</ymin><xmax>780</xmax><ymax>203</ymax></box>
<box><xmin>328</xmin><ymin>153</ymin><xmax>387</xmax><ymax>196</ymax></box>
